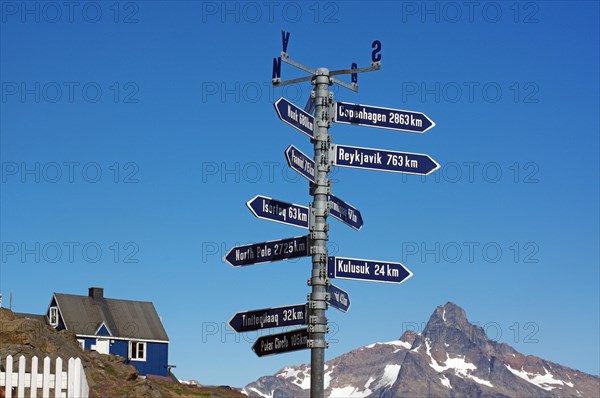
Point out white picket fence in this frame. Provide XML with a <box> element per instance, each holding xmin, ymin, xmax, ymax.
<box><xmin>0</xmin><ymin>355</ymin><xmax>89</xmax><ymax>398</ymax></box>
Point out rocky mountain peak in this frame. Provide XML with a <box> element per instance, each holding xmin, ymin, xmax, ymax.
<box><xmin>398</xmin><ymin>330</ymin><xmax>417</xmax><ymax>347</ymax></box>
<box><xmin>244</xmin><ymin>303</ymin><xmax>600</xmax><ymax>398</ymax></box>
<box><xmin>420</xmin><ymin>301</ymin><xmax>488</xmax><ymax>352</ymax></box>
<box><xmin>426</xmin><ymin>302</ymin><xmax>468</xmax><ymax>330</ymax></box>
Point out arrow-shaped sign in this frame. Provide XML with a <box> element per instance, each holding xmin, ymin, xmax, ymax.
<box><xmin>328</xmin><ymin>195</ymin><xmax>363</xmax><ymax>231</ymax></box>
<box><xmin>224</xmin><ymin>235</ymin><xmax>309</xmax><ymax>267</ymax></box>
<box><xmin>274</xmin><ymin>97</ymin><xmax>314</xmax><ymax>139</ymax></box>
<box><xmin>285</xmin><ymin>145</ymin><xmax>315</xmax><ymax>183</ymax></box>
<box><xmin>335</xmin><ymin>101</ymin><xmax>435</xmax><ymax>133</ymax></box>
<box><xmin>246</xmin><ymin>195</ymin><xmax>309</xmax><ymax>229</ymax></box>
<box><xmin>229</xmin><ymin>304</ymin><xmax>307</xmax><ymax>333</ymax></box>
<box><xmin>252</xmin><ymin>328</ymin><xmax>309</xmax><ymax>357</ymax></box>
<box><xmin>328</xmin><ymin>256</ymin><xmax>412</xmax><ymax>284</ymax></box>
<box><xmin>333</xmin><ymin>144</ymin><xmax>440</xmax><ymax>176</ymax></box>
<box><xmin>327</xmin><ymin>284</ymin><xmax>350</xmax><ymax>313</ymax></box>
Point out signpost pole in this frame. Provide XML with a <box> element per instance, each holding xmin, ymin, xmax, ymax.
<box><xmin>308</xmin><ymin>68</ymin><xmax>332</xmax><ymax>398</ymax></box>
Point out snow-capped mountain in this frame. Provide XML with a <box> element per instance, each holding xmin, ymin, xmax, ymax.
<box><xmin>242</xmin><ymin>302</ymin><xmax>599</xmax><ymax>398</ymax></box>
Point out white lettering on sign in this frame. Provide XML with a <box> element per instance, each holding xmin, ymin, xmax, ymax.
<box><xmin>337</xmin><ymin>147</ymin><xmax>383</xmax><ymax>166</ymax></box>
<box><xmin>329</xmin><ymin>200</ymin><xmax>358</xmax><ymax>223</ymax></box>
<box><xmin>332</xmin><ymin>291</ymin><xmax>348</xmax><ymax>306</ymax></box>
<box><xmin>337</xmin><ymin>259</ymin><xmax>371</xmax><ymax>275</ymax></box>
<box><xmin>338</xmin><ymin>104</ymin><xmax>387</xmax><ymax>125</ymax></box>
<box><xmin>243</xmin><ymin>312</ymin><xmax>279</xmax><ymax>328</ymax></box>
<box><xmin>287</xmin><ymin>104</ymin><xmax>313</xmax><ymax>131</ymax></box>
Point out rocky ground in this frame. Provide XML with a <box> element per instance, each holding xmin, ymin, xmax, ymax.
<box><xmin>0</xmin><ymin>308</ymin><xmax>245</xmax><ymax>398</ymax></box>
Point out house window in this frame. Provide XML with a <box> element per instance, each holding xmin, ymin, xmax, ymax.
<box><xmin>77</xmin><ymin>339</ymin><xmax>85</xmax><ymax>350</ymax></box>
<box><xmin>129</xmin><ymin>341</ymin><xmax>146</xmax><ymax>361</ymax></box>
<box><xmin>49</xmin><ymin>307</ymin><xmax>58</xmax><ymax>327</ymax></box>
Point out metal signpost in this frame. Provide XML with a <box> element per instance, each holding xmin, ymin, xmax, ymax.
<box><xmin>226</xmin><ymin>31</ymin><xmax>440</xmax><ymax>398</ymax></box>
<box><xmin>229</xmin><ymin>304</ymin><xmax>307</xmax><ymax>333</ymax></box>
<box><xmin>335</xmin><ymin>101</ymin><xmax>435</xmax><ymax>133</ymax></box>
<box><xmin>274</xmin><ymin>97</ymin><xmax>315</xmax><ymax>139</ymax></box>
<box><xmin>326</xmin><ymin>284</ymin><xmax>351</xmax><ymax>313</ymax></box>
<box><xmin>224</xmin><ymin>235</ymin><xmax>309</xmax><ymax>267</ymax></box>
<box><xmin>328</xmin><ymin>194</ymin><xmax>363</xmax><ymax>231</ymax></box>
<box><xmin>246</xmin><ymin>195</ymin><xmax>309</xmax><ymax>229</ymax></box>
<box><xmin>327</xmin><ymin>256</ymin><xmax>413</xmax><ymax>284</ymax></box>
<box><xmin>285</xmin><ymin>145</ymin><xmax>315</xmax><ymax>183</ymax></box>
<box><xmin>252</xmin><ymin>328</ymin><xmax>310</xmax><ymax>357</ymax></box>
<box><xmin>333</xmin><ymin>144</ymin><xmax>440</xmax><ymax>176</ymax></box>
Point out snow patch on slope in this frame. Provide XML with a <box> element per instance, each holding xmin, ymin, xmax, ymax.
<box><xmin>324</xmin><ymin>366</ymin><xmax>333</xmax><ymax>390</ymax></box>
<box><xmin>247</xmin><ymin>387</ymin><xmax>273</xmax><ymax>398</ymax></box>
<box><xmin>379</xmin><ymin>364</ymin><xmax>401</xmax><ymax>388</ymax></box>
<box><xmin>364</xmin><ymin>376</ymin><xmax>376</xmax><ymax>389</ymax></box>
<box><xmin>329</xmin><ymin>386</ymin><xmax>372</xmax><ymax>397</ymax></box>
<box><xmin>277</xmin><ymin>367</ymin><xmax>301</xmax><ymax>379</ymax></box>
<box><xmin>365</xmin><ymin>339</ymin><xmax>411</xmax><ymax>352</ymax></box>
<box><xmin>440</xmin><ymin>375</ymin><xmax>452</xmax><ymax>389</ymax></box>
<box><xmin>469</xmin><ymin>375</ymin><xmax>493</xmax><ymax>387</ymax></box>
<box><xmin>277</xmin><ymin>367</ymin><xmax>310</xmax><ymax>390</ymax></box>
<box><xmin>425</xmin><ymin>338</ymin><xmax>493</xmax><ymax>387</ymax></box>
<box><xmin>506</xmin><ymin>365</ymin><xmax>573</xmax><ymax>391</ymax></box>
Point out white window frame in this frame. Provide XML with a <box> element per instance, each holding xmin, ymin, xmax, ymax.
<box><xmin>128</xmin><ymin>341</ymin><xmax>147</xmax><ymax>362</ymax></box>
<box><xmin>49</xmin><ymin>307</ymin><xmax>59</xmax><ymax>327</ymax></box>
<box><xmin>77</xmin><ymin>339</ymin><xmax>85</xmax><ymax>350</ymax></box>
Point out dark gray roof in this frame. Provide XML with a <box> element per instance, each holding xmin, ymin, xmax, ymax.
<box><xmin>54</xmin><ymin>293</ymin><xmax>169</xmax><ymax>342</ymax></box>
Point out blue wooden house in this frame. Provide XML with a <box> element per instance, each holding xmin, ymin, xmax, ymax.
<box><xmin>46</xmin><ymin>287</ymin><xmax>169</xmax><ymax>376</ymax></box>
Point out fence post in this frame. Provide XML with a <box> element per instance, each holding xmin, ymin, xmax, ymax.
<box><xmin>5</xmin><ymin>355</ymin><xmax>13</xmax><ymax>398</ymax></box>
<box><xmin>30</xmin><ymin>356</ymin><xmax>39</xmax><ymax>398</ymax></box>
<box><xmin>54</xmin><ymin>357</ymin><xmax>62</xmax><ymax>398</ymax></box>
<box><xmin>42</xmin><ymin>357</ymin><xmax>50</xmax><ymax>398</ymax></box>
<box><xmin>80</xmin><ymin>359</ymin><xmax>89</xmax><ymax>398</ymax></box>
<box><xmin>73</xmin><ymin>359</ymin><xmax>82</xmax><ymax>398</ymax></box>
<box><xmin>67</xmin><ymin>358</ymin><xmax>74</xmax><ymax>398</ymax></box>
<box><xmin>17</xmin><ymin>356</ymin><xmax>25</xmax><ymax>397</ymax></box>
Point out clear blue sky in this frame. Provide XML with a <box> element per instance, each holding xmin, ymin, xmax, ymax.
<box><xmin>1</xmin><ymin>1</ymin><xmax>598</xmax><ymax>387</ymax></box>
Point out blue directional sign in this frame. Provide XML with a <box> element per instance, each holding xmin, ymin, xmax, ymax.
<box><xmin>285</xmin><ymin>145</ymin><xmax>315</xmax><ymax>183</ymax></box>
<box><xmin>335</xmin><ymin>101</ymin><xmax>435</xmax><ymax>133</ymax></box>
<box><xmin>327</xmin><ymin>284</ymin><xmax>351</xmax><ymax>313</ymax></box>
<box><xmin>229</xmin><ymin>304</ymin><xmax>307</xmax><ymax>333</ymax></box>
<box><xmin>224</xmin><ymin>236</ymin><xmax>309</xmax><ymax>267</ymax></box>
<box><xmin>252</xmin><ymin>328</ymin><xmax>309</xmax><ymax>357</ymax></box>
<box><xmin>334</xmin><ymin>144</ymin><xmax>440</xmax><ymax>176</ymax></box>
<box><xmin>247</xmin><ymin>195</ymin><xmax>309</xmax><ymax>229</ymax></box>
<box><xmin>328</xmin><ymin>256</ymin><xmax>412</xmax><ymax>284</ymax></box>
<box><xmin>328</xmin><ymin>195</ymin><xmax>363</xmax><ymax>231</ymax></box>
<box><xmin>274</xmin><ymin>97</ymin><xmax>314</xmax><ymax>139</ymax></box>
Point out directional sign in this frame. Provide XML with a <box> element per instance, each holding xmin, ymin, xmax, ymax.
<box><xmin>229</xmin><ymin>304</ymin><xmax>306</xmax><ymax>333</ymax></box>
<box><xmin>285</xmin><ymin>145</ymin><xmax>315</xmax><ymax>183</ymax></box>
<box><xmin>252</xmin><ymin>328</ymin><xmax>309</xmax><ymax>357</ymax></box>
<box><xmin>327</xmin><ymin>284</ymin><xmax>351</xmax><ymax>313</ymax></box>
<box><xmin>247</xmin><ymin>195</ymin><xmax>309</xmax><ymax>229</ymax></box>
<box><xmin>224</xmin><ymin>235</ymin><xmax>309</xmax><ymax>267</ymax></box>
<box><xmin>274</xmin><ymin>97</ymin><xmax>314</xmax><ymax>138</ymax></box>
<box><xmin>328</xmin><ymin>256</ymin><xmax>412</xmax><ymax>284</ymax></box>
<box><xmin>335</xmin><ymin>101</ymin><xmax>435</xmax><ymax>133</ymax></box>
<box><xmin>333</xmin><ymin>144</ymin><xmax>440</xmax><ymax>176</ymax></box>
<box><xmin>328</xmin><ymin>195</ymin><xmax>363</xmax><ymax>231</ymax></box>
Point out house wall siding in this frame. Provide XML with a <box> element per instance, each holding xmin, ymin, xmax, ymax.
<box><xmin>128</xmin><ymin>342</ymin><xmax>169</xmax><ymax>376</ymax></box>
<box><xmin>84</xmin><ymin>339</ymin><xmax>168</xmax><ymax>376</ymax></box>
